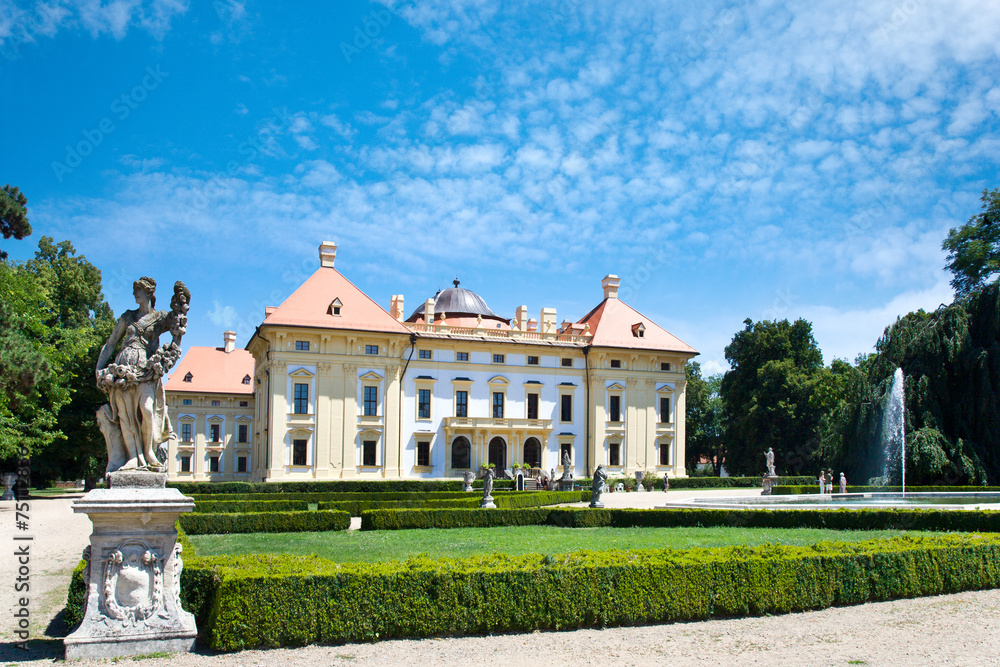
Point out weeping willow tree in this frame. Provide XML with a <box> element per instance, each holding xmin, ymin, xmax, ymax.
<box><xmin>820</xmin><ymin>285</ymin><xmax>999</xmax><ymax>485</ymax></box>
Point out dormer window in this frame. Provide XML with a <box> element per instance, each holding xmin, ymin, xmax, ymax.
<box><xmin>328</xmin><ymin>298</ymin><xmax>343</xmax><ymax>316</ymax></box>
<box><xmin>183</xmin><ymin>372</ymin><xmax>193</xmax><ymax>382</ymax></box>
<box><xmin>242</xmin><ymin>374</ymin><xmax>251</xmax><ymax>385</ymax></box>
<box><xmin>631</xmin><ymin>322</ymin><xmax>646</xmax><ymax>338</ymax></box>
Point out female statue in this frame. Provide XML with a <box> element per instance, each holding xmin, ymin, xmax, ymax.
<box><xmin>95</xmin><ymin>277</ymin><xmax>190</xmax><ymax>474</ymax></box>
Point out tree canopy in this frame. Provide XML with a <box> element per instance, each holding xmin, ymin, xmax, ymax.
<box><xmin>0</xmin><ymin>185</ymin><xmax>31</xmax><ymax>260</ymax></box>
<box><xmin>943</xmin><ymin>187</ymin><xmax>1000</xmax><ymax>297</ymax></box>
<box><xmin>685</xmin><ymin>361</ymin><xmax>725</xmax><ymax>474</ymax></box>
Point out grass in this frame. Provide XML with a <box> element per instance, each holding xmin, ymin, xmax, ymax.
<box><xmin>188</xmin><ymin>525</ymin><xmax>939</xmax><ymax>563</ymax></box>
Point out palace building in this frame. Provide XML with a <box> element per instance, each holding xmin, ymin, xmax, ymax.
<box><xmin>165</xmin><ymin>241</ymin><xmax>697</xmax><ymax>482</ymax></box>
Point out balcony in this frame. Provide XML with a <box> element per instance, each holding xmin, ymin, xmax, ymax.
<box><xmin>442</xmin><ymin>417</ymin><xmax>552</xmax><ymax>432</ymax></box>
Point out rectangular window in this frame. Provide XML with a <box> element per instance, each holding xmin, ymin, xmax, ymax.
<box><xmin>492</xmin><ymin>354</ymin><xmax>505</xmax><ymax>364</ymax></box>
<box><xmin>609</xmin><ymin>395</ymin><xmax>621</xmax><ymax>422</ymax></box>
<box><xmin>292</xmin><ymin>439</ymin><xmax>308</xmax><ymax>466</ymax></box>
<box><xmin>179</xmin><ymin>455</ymin><xmax>191</xmax><ymax>473</ymax></box>
<box><xmin>660</xmin><ymin>396</ymin><xmax>671</xmax><ymax>423</ymax></box>
<box><xmin>294</xmin><ymin>383</ymin><xmax>309</xmax><ymax>414</ymax></box>
<box><xmin>609</xmin><ymin>442</ymin><xmax>620</xmax><ymax>466</ymax></box>
<box><xmin>211</xmin><ymin>399</ymin><xmax>221</xmax><ymax>407</ymax></box>
<box><xmin>182</xmin><ymin>398</ymin><xmax>192</xmax><ymax>406</ymax></box>
<box><xmin>418</xmin><ymin>349</ymin><xmax>432</xmax><ymax>360</ymax></box>
<box><xmin>560</xmin><ymin>394</ymin><xmax>573</xmax><ymax>422</ymax></box>
<box><xmin>363</xmin><ymin>440</ymin><xmax>377</xmax><ymax>466</ymax></box>
<box><xmin>418</xmin><ymin>388</ymin><xmax>431</xmax><ymax>419</ymax></box>
<box><xmin>237</xmin><ymin>424</ymin><xmax>248</xmax><ymax>443</ymax></box>
<box><xmin>610</xmin><ymin>359</ymin><xmax>621</xmax><ymax>368</ymax></box>
<box><xmin>237</xmin><ymin>455</ymin><xmax>248</xmax><ymax>473</ymax></box>
<box><xmin>456</xmin><ymin>352</ymin><xmax>469</xmax><ymax>361</ymax></box>
<box><xmin>527</xmin><ymin>356</ymin><xmax>539</xmax><ymax>365</ymax></box>
<box><xmin>416</xmin><ymin>441</ymin><xmax>430</xmax><ymax>467</ymax></box>
<box><xmin>295</xmin><ymin>340</ymin><xmax>309</xmax><ymax>351</ymax></box>
<box><xmin>661</xmin><ymin>362</ymin><xmax>671</xmax><ymax>371</ymax></box>
<box><xmin>209</xmin><ymin>423</ymin><xmax>221</xmax><ymax>443</ymax></box>
<box><xmin>365</xmin><ymin>344</ymin><xmax>378</xmax><ymax>355</ymax></box>
<box><xmin>561</xmin><ymin>358</ymin><xmax>572</xmax><ymax>367</ymax></box>
<box><xmin>209</xmin><ymin>455</ymin><xmax>220</xmax><ymax>473</ymax></box>
<box><xmin>364</xmin><ymin>385</ymin><xmax>378</xmax><ymax>416</ymax></box>
<box><xmin>239</xmin><ymin>400</ymin><xmax>249</xmax><ymax>407</ymax></box>
<box><xmin>527</xmin><ymin>393</ymin><xmax>539</xmax><ymax>420</ymax></box>
<box><xmin>455</xmin><ymin>390</ymin><xmax>468</xmax><ymax>418</ymax></box>
<box><xmin>660</xmin><ymin>442</ymin><xmax>671</xmax><ymax>466</ymax></box>
<box><xmin>181</xmin><ymin>423</ymin><xmax>192</xmax><ymax>442</ymax></box>
<box><xmin>492</xmin><ymin>392</ymin><xmax>504</xmax><ymax>419</ymax></box>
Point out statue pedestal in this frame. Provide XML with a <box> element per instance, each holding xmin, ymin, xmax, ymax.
<box><xmin>761</xmin><ymin>475</ymin><xmax>780</xmax><ymax>495</ymax></box>
<box><xmin>64</xmin><ymin>474</ymin><xmax>196</xmax><ymax>660</ymax></box>
<box><xmin>480</xmin><ymin>494</ymin><xmax>496</xmax><ymax>509</ymax></box>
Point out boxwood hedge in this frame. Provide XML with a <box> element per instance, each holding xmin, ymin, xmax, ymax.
<box><xmin>190</xmin><ymin>491</ymin><xmax>482</xmax><ymax>503</ymax></box>
<box><xmin>199</xmin><ymin>533</ymin><xmax>1000</xmax><ymax>650</ymax></box>
<box><xmin>170</xmin><ymin>479</ymin><xmax>513</xmax><ymax>495</ymax></box>
<box><xmin>193</xmin><ymin>500</ymin><xmax>310</xmax><ymax>513</ymax></box>
<box><xmin>179</xmin><ymin>509</ymin><xmax>350</xmax><ymax>535</ymax></box>
<box><xmin>771</xmin><ymin>485</ymin><xmax>1000</xmax><ymax>495</ymax></box>
<box><xmin>327</xmin><ymin>490</ymin><xmax>587</xmax><ymax>517</ymax></box>
<box><xmin>361</xmin><ymin>506</ymin><xmax>1000</xmax><ymax>532</ymax></box>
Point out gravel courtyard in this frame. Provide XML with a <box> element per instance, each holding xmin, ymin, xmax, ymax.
<box><xmin>2</xmin><ymin>491</ymin><xmax>998</xmax><ymax>666</ymax></box>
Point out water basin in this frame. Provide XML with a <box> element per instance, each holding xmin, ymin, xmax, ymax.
<box><xmin>663</xmin><ymin>492</ymin><xmax>1000</xmax><ymax>511</ymax></box>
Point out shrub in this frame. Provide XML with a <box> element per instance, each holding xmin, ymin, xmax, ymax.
<box><xmin>193</xmin><ymin>500</ymin><xmax>309</xmax><ymax>513</ymax></box>
<box><xmin>360</xmin><ymin>491</ymin><xmax>588</xmax><ymax>528</ymax></box>
<box><xmin>771</xmin><ymin>485</ymin><xmax>1000</xmax><ymax>495</ymax></box>
<box><xmin>179</xmin><ymin>510</ymin><xmax>350</xmax><ymax>535</ymax></box>
<box><xmin>190</xmin><ymin>491</ymin><xmax>482</xmax><ymax>503</ymax></box>
<box><xmin>169</xmin><ymin>479</ymin><xmax>513</xmax><ymax>495</ymax></box>
<box><xmin>201</xmin><ymin>534</ymin><xmax>1000</xmax><ymax>651</ymax></box>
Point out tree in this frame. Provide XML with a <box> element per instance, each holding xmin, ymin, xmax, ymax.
<box><xmin>0</xmin><ymin>185</ymin><xmax>31</xmax><ymax>260</ymax></box>
<box><xmin>943</xmin><ymin>187</ymin><xmax>1000</xmax><ymax>297</ymax></box>
<box><xmin>720</xmin><ymin>318</ymin><xmax>824</xmax><ymax>476</ymax></box>
<box><xmin>685</xmin><ymin>361</ymin><xmax>725</xmax><ymax>474</ymax></box>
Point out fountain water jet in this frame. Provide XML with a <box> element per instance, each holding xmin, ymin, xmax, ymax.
<box><xmin>883</xmin><ymin>368</ymin><xmax>906</xmax><ymax>497</ymax></box>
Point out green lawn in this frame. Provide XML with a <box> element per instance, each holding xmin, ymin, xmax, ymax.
<box><xmin>188</xmin><ymin>525</ymin><xmax>938</xmax><ymax>563</ymax></box>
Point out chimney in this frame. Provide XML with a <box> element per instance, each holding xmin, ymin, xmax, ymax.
<box><xmin>224</xmin><ymin>330</ymin><xmax>236</xmax><ymax>353</ymax></box>
<box><xmin>319</xmin><ymin>241</ymin><xmax>338</xmax><ymax>268</ymax></box>
<box><xmin>602</xmin><ymin>274</ymin><xmax>620</xmax><ymax>299</ymax></box>
<box><xmin>265</xmin><ymin>306</ymin><xmax>277</xmax><ymax>318</ymax></box>
<box><xmin>527</xmin><ymin>318</ymin><xmax>538</xmax><ymax>332</ymax></box>
<box><xmin>540</xmin><ymin>307</ymin><xmax>557</xmax><ymax>333</ymax></box>
<box><xmin>424</xmin><ymin>298</ymin><xmax>435</xmax><ymax>325</ymax></box>
<box><xmin>560</xmin><ymin>319</ymin><xmax>574</xmax><ymax>333</ymax></box>
<box><xmin>390</xmin><ymin>295</ymin><xmax>405</xmax><ymax>321</ymax></box>
<box><xmin>515</xmin><ymin>305</ymin><xmax>528</xmax><ymax>331</ymax></box>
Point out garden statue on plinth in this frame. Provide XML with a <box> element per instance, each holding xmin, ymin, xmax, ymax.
<box><xmin>634</xmin><ymin>470</ymin><xmax>645</xmax><ymax>492</ymax></box>
<box><xmin>1</xmin><ymin>471</ymin><xmax>16</xmax><ymax>501</ymax></box>
<box><xmin>590</xmin><ymin>465</ymin><xmax>608</xmax><ymax>508</ymax></box>
<box><xmin>761</xmin><ymin>447</ymin><xmax>780</xmax><ymax>495</ymax></box>
<box><xmin>839</xmin><ymin>472</ymin><xmax>847</xmax><ymax>494</ymax></box>
<box><xmin>463</xmin><ymin>471</ymin><xmax>475</xmax><ymax>492</ymax></box>
<box><xmin>558</xmin><ymin>451</ymin><xmax>574</xmax><ymax>491</ymax></box>
<box><xmin>480</xmin><ymin>467</ymin><xmax>496</xmax><ymax>508</ymax></box>
<box><xmin>65</xmin><ymin>278</ymin><xmax>197</xmax><ymax>660</ymax></box>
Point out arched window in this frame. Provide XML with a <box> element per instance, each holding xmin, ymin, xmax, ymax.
<box><xmin>488</xmin><ymin>437</ymin><xmax>507</xmax><ymax>470</ymax></box>
<box><xmin>451</xmin><ymin>436</ymin><xmax>471</xmax><ymax>469</ymax></box>
<box><xmin>523</xmin><ymin>437</ymin><xmax>541</xmax><ymax>469</ymax></box>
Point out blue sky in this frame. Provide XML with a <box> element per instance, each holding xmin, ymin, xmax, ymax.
<box><xmin>3</xmin><ymin>0</ymin><xmax>999</xmax><ymax>375</ymax></box>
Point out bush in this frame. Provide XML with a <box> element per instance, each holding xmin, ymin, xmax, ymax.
<box><xmin>359</xmin><ymin>491</ymin><xmax>588</xmax><ymax>528</ymax></box>
<box><xmin>361</xmin><ymin>506</ymin><xmax>1000</xmax><ymax>532</ymax></box>
<box><xmin>667</xmin><ymin>476</ymin><xmax>815</xmax><ymax>489</ymax></box>
<box><xmin>193</xmin><ymin>500</ymin><xmax>310</xmax><ymax>513</ymax></box>
<box><xmin>179</xmin><ymin>510</ymin><xmax>350</xmax><ymax>535</ymax></box>
<box><xmin>191</xmin><ymin>491</ymin><xmax>481</xmax><ymax>503</ymax></box>
<box><xmin>200</xmin><ymin>533</ymin><xmax>1000</xmax><ymax>651</ymax></box>
<box><xmin>771</xmin><ymin>485</ymin><xmax>1000</xmax><ymax>495</ymax></box>
<box><xmin>170</xmin><ymin>480</ymin><xmax>513</xmax><ymax>495</ymax></box>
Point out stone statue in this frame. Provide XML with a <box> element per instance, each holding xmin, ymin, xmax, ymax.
<box><xmin>818</xmin><ymin>470</ymin><xmax>825</xmax><ymax>494</ymax></box>
<box><xmin>839</xmin><ymin>472</ymin><xmax>847</xmax><ymax>494</ymax></box>
<box><xmin>590</xmin><ymin>465</ymin><xmax>608</xmax><ymax>508</ymax></box>
<box><xmin>95</xmin><ymin>278</ymin><xmax>190</xmax><ymax>475</ymax></box>
<box><xmin>562</xmin><ymin>450</ymin><xmax>571</xmax><ymax>468</ymax></box>
<box><xmin>462</xmin><ymin>471</ymin><xmax>475</xmax><ymax>492</ymax></box>
<box><xmin>480</xmin><ymin>467</ymin><xmax>495</xmax><ymax>508</ymax></box>
<box><xmin>765</xmin><ymin>447</ymin><xmax>776</xmax><ymax>477</ymax></box>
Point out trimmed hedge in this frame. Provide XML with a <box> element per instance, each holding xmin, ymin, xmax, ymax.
<box><xmin>193</xmin><ymin>500</ymin><xmax>310</xmax><ymax>513</ymax></box>
<box><xmin>179</xmin><ymin>510</ymin><xmax>350</xmax><ymax>535</ymax></box>
<box><xmin>772</xmin><ymin>485</ymin><xmax>1000</xmax><ymax>495</ymax></box>
<box><xmin>361</xmin><ymin>506</ymin><xmax>1000</xmax><ymax>532</ymax></box>
<box><xmin>191</xmin><ymin>491</ymin><xmax>490</xmax><ymax>503</ymax></box>
<box><xmin>665</xmin><ymin>475</ymin><xmax>815</xmax><ymax>489</ymax></box>
<box><xmin>358</xmin><ymin>491</ymin><xmax>588</xmax><ymax>526</ymax></box>
<box><xmin>333</xmin><ymin>490</ymin><xmax>588</xmax><ymax>518</ymax></box>
<box><xmin>199</xmin><ymin>533</ymin><xmax>1000</xmax><ymax>650</ymax></box>
<box><xmin>170</xmin><ymin>479</ymin><xmax>513</xmax><ymax>495</ymax></box>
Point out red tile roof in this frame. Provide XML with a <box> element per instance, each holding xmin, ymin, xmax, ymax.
<box><xmin>164</xmin><ymin>346</ymin><xmax>255</xmax><ymax>395</ymax></box>
<box><xmin>577</xmin><ymin>298</ymin><xmax>698</xmax><ymax>354</ymax></box>
<box><xmin>262</xmin><ymin>267</ymin><xmax>411</xmax><ymax>334</ymax></box>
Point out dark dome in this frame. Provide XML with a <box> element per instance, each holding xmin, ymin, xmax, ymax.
<box><xmin>407</xmin><ymin>279</ymin><xmax>507</xmax><ymax>322</ymax></box>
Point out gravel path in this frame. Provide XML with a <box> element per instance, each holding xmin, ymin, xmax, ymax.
<box><xmin>2</xmin><ymin>490</ymin><xmax>999</xmax><ymax>666</ymax></box>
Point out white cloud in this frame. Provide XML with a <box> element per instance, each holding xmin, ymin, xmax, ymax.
<box><xmin>207</xmin><ymin>300</ymin><xmax>239</xmax><ymax>329</ymax></box>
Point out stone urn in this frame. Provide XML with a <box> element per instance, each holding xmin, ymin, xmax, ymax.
<box><xmin>1</xmin><ymin>472</ymin><xmax>17</xmax><ymax>501</ymax></box>
<box><xmin>634</xmin><ymin>470</ymin><xmax>645</xmax><ymax>492</ymax></box>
